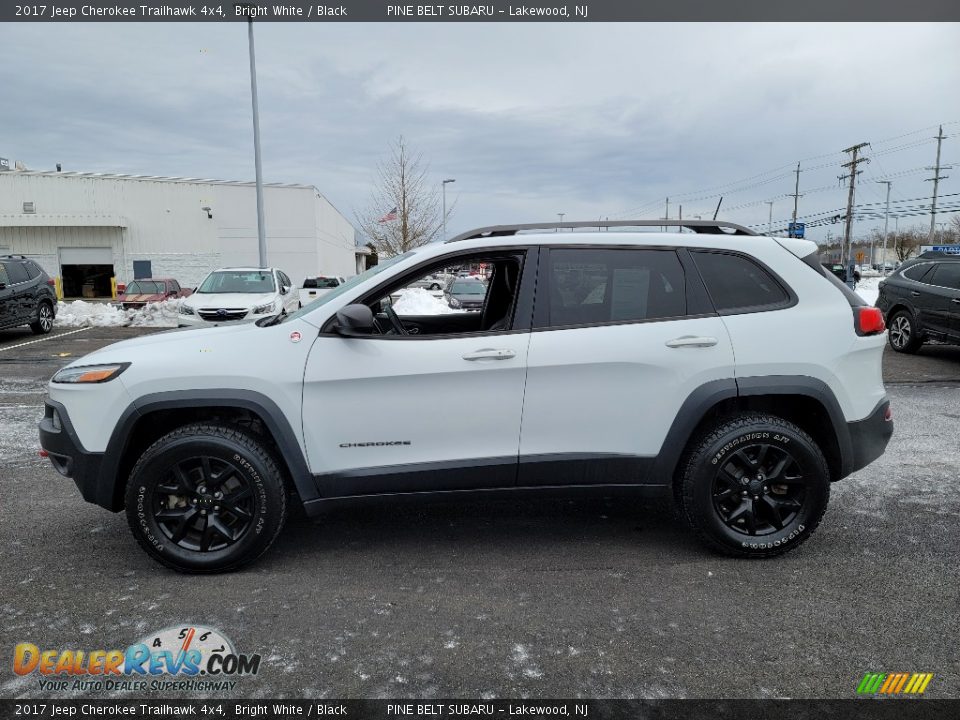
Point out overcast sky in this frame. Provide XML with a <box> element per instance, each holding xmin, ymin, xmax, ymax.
<box><xmin>4</xmin><ymin>22</ymin><xmax>958</xmax><ymax>243</ymax></box>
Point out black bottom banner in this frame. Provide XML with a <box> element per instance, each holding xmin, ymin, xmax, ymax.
<box><xmin>2</xmin><ymin>699</ymin><xmax>958</xmax><ymax>720</ymax></box>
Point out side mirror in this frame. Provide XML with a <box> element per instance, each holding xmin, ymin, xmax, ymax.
<box><xmin>335</xmin><ymin>304</ymin><xmax>375</xmax><ymax>336</ymax></box>
<box><xmin>0</xmin><ymin>282</ymin><xmax>6</xmax><ymax>290</ymax></box>
<box><xmin>280</xmin><ymin>286</ymin><xmax>289</xmax><ymax>295</ymax></box>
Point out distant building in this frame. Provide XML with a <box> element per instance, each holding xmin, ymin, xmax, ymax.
<box><xmin>0</xmin><ymin>170</ymin><xmax>363</xmax><ymax>297</ymax></box>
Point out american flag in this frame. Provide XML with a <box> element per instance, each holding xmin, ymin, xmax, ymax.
<box><xmin>378</xmin><ymin>207</ymin><xmax>398</xmax><ymax>223</ymax></box>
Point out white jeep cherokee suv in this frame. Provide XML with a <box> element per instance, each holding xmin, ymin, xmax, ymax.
<box><xmin>177</xmin><ymin>267</ymin><xmax>300</xmax><ymax>327</ymax></box>
<box><xmin>39</xmin><ymin>220</ymin><xmax>893</xmax><ymax>572</ymax></box>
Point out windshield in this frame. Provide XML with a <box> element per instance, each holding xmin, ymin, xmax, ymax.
<box><xmin>451</xmin><ymin>281</ymin><xmax>486</xmax><ymax>294</ymax></box>
<box><xmin>278</xmin><ymin>251</ymin><xmax>417</xmax><ymax>324</ymax></box>
<box><xmin>124</xmin><ymin>280</ymin><xmax>163</xmax><ymax>294</ymax></box>
<box><xmin>198</xmin><ymin>270</ymin><xmax>275</xmax><ymax>294</ymax></box>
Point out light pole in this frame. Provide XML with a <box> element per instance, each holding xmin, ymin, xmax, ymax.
<box><xmin>237</xmin><ymin>7</ymin><xmax>268</xmax><ymax>268</ymax></box>
<box><xmin>442</xmin><ymin>179</ymin><xmax>455</xmax><ymax>240</ymax></box>
<box><xmin>558</xmin><ymin>213</ymin><xmax>565</xmax><ymax>230</ymax></box>
<box><xmin>765</xmin><ymin>201</ymin><xmax>774</xmax><ymax>236</ymax></box>
<box><xmin>877</xmin><ymin>181</ymin><xmax>892</xmax><ymax>275</ymax></box>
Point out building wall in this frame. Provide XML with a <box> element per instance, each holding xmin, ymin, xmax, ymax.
<box><xmin>0</xmin><ymin>172</ymin><xmax>357</xmax><ymax>288</ymax></box>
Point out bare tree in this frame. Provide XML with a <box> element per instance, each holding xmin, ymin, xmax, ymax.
<box><xmin>356</xmin><ymin>137</ymin><xmax>451</xmax><ymax>257</ymax></box>
<box><xmin>891</xmin><ymin>228</ymin><xmax>925</xmax><ymax>262</ymax></box>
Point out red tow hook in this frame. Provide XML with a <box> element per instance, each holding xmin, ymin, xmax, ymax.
<box><xmin>38</xmin><ymin>449</ymin><xmax>49</xmax><ymax>458</ymax></box>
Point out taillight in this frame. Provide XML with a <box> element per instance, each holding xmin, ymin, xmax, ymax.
<box><xmin>855</xmin><ymin>307</ymin><xmax>885</xmax><ymax>336</ymax></box>
<box><xmin>46</xmin><ymin>278</ymin><xmax>55</xmax><ymax>286</ymax></box>
<box><xmin>883</xmin><ymin>406</ymin><xmax>893</xmax><ymax>422</ymax></box>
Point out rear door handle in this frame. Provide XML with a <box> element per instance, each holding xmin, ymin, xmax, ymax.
<box><xmin>462</xmin><ymin>348</ymin><xmax>516</xmax><ymax>361</ymax></box>
<box><xmin>953</xmin><ymin>298</ymin><xmax>960</xmax><ymax>305</ymax></box>
<box><xmin>665</xmin><ymin>336</ymin><xmax>718</xmax><ymax>348</ymax></box>
<box><xmin>911</xmin><ymin>291</ymin><xmax>921</xmax><ymax>297</ymax></box>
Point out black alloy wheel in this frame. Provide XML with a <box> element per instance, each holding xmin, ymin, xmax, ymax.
<box><xmin>711</xmin><ymin>443</ymin><xmax>805</xmax><ymax>536</ymax></box>
<box><xmin>153</xmin><ymin>455</ymin><xmax>256</xmax><ymax>552</ymax></box>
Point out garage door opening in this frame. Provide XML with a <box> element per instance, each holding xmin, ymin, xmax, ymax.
<box><xmin>58</xmin><ymin>246</ymin><xmax>115</xmax><ymax>298</ymax></box>
<box><xmin>61</xmin><ymin>264</ymin><xmax>115</xmax><ymax>298</ymax></box>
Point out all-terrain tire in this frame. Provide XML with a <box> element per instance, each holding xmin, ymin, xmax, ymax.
<box><xmin>125</xmin><ymin>423</ymin><xmax>288</xmax><ymax>573</ymax></box>
<box><xmin>677</xmin><ymin>413</ymin><xmax>830</xmax><ymax>558</ymax></box>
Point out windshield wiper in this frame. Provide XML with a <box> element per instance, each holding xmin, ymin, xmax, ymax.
<box><xmin>255</xmin><ymin>313</ymin><xmax>285</xmax><ymax>327</ymax></box>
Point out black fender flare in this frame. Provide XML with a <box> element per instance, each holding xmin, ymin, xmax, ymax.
<box><xmin>100</xmin><ymin>389</ymin><xmax>317</xmax><ymax>511</ymax></box>
<box><xmin>653</xmin><ymin>376</ymin><xmax>855</xmax><ymax>483</ymax></box>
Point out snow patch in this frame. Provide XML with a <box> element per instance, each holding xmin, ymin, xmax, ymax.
<box><xmin>54</xmin><ymin>299</ymin><xmax>182</xmax><ymax>329</ymax></box>
<box><xmin>392</xmin><ymin>288</ymin><xmax>459</xmax><ymax>316</ymax></box>
<box><xmin>855</xmin><ymin>277</ymin><xmax>882</xmax><ymax>306</ymax></box>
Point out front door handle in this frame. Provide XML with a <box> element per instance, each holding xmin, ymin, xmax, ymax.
<box><xmin>910</xmin><ymin>291</ymin><xmax>921</xmax><ymax>297</ymax></box>
<box><xmin>462</xmin><ymin>348</ymin><xmax>516</xmax><ymax>361</ymax></box>
<box><xmin>953</xmin><ymin>298</ymin><xmax>960</xmax><ymax>304</ymax></box>
<box><xmin>665</xmin><ymin>336</ymin><xmax>718</xmax><ymax>349</ymax></box>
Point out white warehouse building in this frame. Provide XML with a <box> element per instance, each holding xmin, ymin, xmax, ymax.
<box><xmin>0</xmin><ymin>170</ymin><xmax>362</xmax><ymax>298</ymax></box>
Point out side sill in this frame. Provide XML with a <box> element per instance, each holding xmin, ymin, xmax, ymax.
<box><xmin>302</xmin><ymin>483</ymin><xmax>669</xmax><ymax>516</ymax></box>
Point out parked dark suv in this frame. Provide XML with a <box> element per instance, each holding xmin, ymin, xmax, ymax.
<box><xmin>0</xmin><ymin>256</ymin><xmax>57</xmax><ymax>334</ymax></box>
<box><xmin>876</xmin><ymin>251</ymin><xmax>960</xmax><ymax>353</ymax></box>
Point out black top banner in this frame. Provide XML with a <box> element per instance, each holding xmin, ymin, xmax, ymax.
<box><xmin>3</xmin><ymin>0</ymin><xmax>958</xmax><ymax>22</ymax></box>
<box><xmin>2</xmin><ymin>700</ymin><xmax>960</xmax><ymax>720</ymax></box>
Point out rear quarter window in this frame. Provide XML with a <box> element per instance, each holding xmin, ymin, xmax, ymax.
<box><xmin>902</xmin><ymin>263</ymin><xmax>935</xmax><ymax>282</ymax></box>
<box><xmin>692</xmin><ymin>250</ymin><xmax>792</xmax><ymax>313</ymax></box>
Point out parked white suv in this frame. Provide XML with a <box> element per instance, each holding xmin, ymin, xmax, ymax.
<box><xmin>39</xmin><ymin>220</ymin><xmax>893</xmax><ymax>572</ymax></box>
<box><xmin>177</xmin><ymin>267</ymin><xmax>300</xmax><ymax>327</ymax></box>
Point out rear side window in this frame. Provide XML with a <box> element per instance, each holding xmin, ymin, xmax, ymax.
<box><xmin>3</xmin><ymin>261</ymin><xmax>30</xmax><ymax>285</ymax></box>
<box><xmin>25</xmin><ymin>261</ymin><xmax>43</xmax><ymax>279</ymax></box>
<box><xmin>902</xmin><ymin>263</ymin><xmax>935</xmax><ymax>282</ymax></box>
<box><xmin>692</xmin><ymin>251</ymin><xmax>790</xmax><ymax>313</ymax></box>
<box><xmin>930</xmin><ymin>263</ymin><xmax>960</xmax><ymax>290</ymax></box>
<box><xmin>542</xmin><ymin>248</ymin><xmax>686</xmax><ymax>327</ymax></box>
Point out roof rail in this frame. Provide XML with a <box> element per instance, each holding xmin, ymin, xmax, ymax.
<box><xmin>446</xmin><ymin>219</ymin><xmax>757</xmax><ymax>243</ymax></box>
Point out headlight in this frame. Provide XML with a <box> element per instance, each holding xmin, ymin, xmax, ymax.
<box><xmin>449</xmin><ymin>296</ymin><xmax>462</xmax><ymax>309</ymax></box>
<box><xmin>253</xmin><ymin>299</ymin><xmax>279</xmax><ymax>314</ymax></box>
<box><xmin>178</xmin><ymin>304</ymin><xmax>195</xmax><ymax>315</ymax></box>
<box><xmin>52</xmin><ymin>363</ymin><xmax>130</xmax><ymax>384</ymax></box>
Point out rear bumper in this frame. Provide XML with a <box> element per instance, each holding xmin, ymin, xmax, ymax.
<box><xmin>846</xmin><ymin>399</ymin><xmax>893</xmax><ymax>476</ymax></box>
<box><xmin>38</xmin><ymin>400</ymin><xmax>112</xmax><ymax>510</ymax></box>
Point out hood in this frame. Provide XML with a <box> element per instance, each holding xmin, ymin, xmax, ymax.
<box><xmin>77</xmin><ymin>322</ymin><xmax>259</xmax><ymax>364</ymax></box>
<box><xmin>183</xmin><ymin>292</ymin><xmax>276</xmax><ymax>309</ymax></box>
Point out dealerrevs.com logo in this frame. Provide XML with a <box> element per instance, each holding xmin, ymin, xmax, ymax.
<box><xmin>13</xmin><ymin>625</ymin><xmax>260</xmax><ymax>693</ymax></box>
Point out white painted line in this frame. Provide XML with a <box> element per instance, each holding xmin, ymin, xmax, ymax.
<box><xmin>0</xmin><ymin>327</ymin><xmax>90</xmax><ymax>353</ymax></box>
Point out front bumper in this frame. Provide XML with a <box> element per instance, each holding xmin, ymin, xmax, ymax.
<box><xmin>38</xmin><ymin>400</ymin><xmax>111</xmax><ymax>509</ymax></box>
<box><xmin>846</xmin><ymin>399</ymin><xmax>894</xmax><ymax>475</ymax></box>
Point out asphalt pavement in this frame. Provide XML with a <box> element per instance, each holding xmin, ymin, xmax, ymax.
<box><xmin>1</xmin><ymin>325</ymin><xmax>958</xmax><ymax>699</ymax></box>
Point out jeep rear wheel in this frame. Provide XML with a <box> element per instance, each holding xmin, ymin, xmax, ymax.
<box><xmin>677</xmin><ymin>413</ymin><xmax>830</xmax><ymax>558</ymax></box>
<box><xmin>888</xmin><ymin>310</ymin><xmax>922</xmax><ymax>353</ymax></box>
<box><xmin>124</xmin><ymin>423</ymin><xmax>287</xmax><ymax>573</ymax></box>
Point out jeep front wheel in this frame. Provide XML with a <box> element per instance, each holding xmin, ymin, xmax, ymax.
<box><xmin>677</xmin><ymin>414</ymin><xmax>830</xmax><ymax>558</ymax></box>
<box><xmin>124</xmin><ymin>423</ymin><xmax>287</xmax><ymax>573</ymax></box>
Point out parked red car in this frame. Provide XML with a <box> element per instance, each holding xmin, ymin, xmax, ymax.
<box><xmin>115</xmin><ymin>278</ymin><xmax>192</xmax><ymax>310</ymax></box>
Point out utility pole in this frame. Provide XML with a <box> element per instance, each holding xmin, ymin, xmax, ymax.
<box><xmin>557</xmin><ymin>213</ymin><xmax>564</xmax><ymax>231</ymax></box>
<box><xmin>926</xmin><ymin>125</ymin><xmax>950</xmax><ymax>243</ymax></box>
<box><xmin>788</xmin><ymin>162</ymin><xmax>803</xmax><ymax>237</ymax></box>
<box><xmin>765</xmin><ymin>201</ymin><xmax>774</xmax><ymax>236</ymax></box>
<box><xmin>877</xmin><ymin>180</ymin><xmax>892</xmax><ymax>275</ymax></box>
<box><xmin>663</xmin><ymin>197</ymin><xmax>669</xmax><ymax>232</ymax></box>
<box><xmin>840</xmin><ymin>143</ymin><xmax>870</xmax><ymax>287</ymax></box>
<box><xmin>441</xmin><ymin>178</ymin><xmax>455</xmax><ymax>240</ymax></box>
<box><xmin>243</xmin><ymin>13</ymin><xmax>267</xmax><ymax>268</ymax></box>
<box><xmin>678</xmin><ymin>204</ymin><xmax>682</xmax><ymax>232</ymax></box>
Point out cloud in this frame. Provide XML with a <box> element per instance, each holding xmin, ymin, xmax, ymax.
<box><xmin>2</xmin><ymin>22</ymin><xmax>958</xmax><ymax>241</ymax></box>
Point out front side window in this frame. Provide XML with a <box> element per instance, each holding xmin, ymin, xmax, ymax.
<box><xmin>198</xmin><ymin>270</ymin><xmax>276</xmax><ymax>294</ymax></box>
<box><xmin>930</xmin><ymin>263</ymin><xmax>960</xmax><ymax>290</ymax></box>
<box><xmin>542</xmin><ymin>248</ymin><xmax>686</xmax><ymax>328</ymax></box>
<box><xmin>692</xmin><ymin>251</ymin><xmax>790</xmax><ymax>313</ymax></box>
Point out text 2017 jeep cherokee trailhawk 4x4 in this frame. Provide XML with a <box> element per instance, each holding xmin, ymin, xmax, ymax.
<box><xmin>39</xmin><ymin>220</ymin><xmax>893</xmax><ymax>572</ymax></box>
